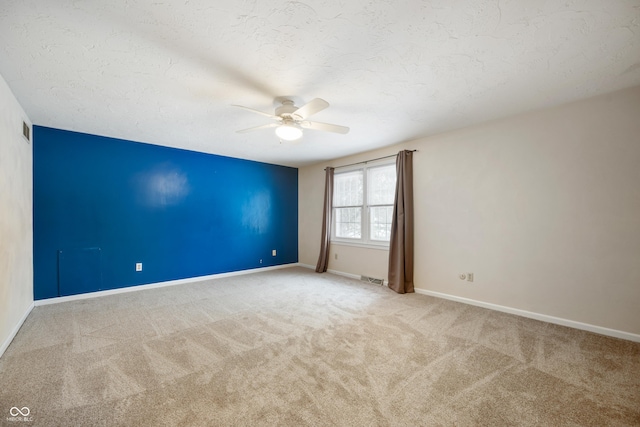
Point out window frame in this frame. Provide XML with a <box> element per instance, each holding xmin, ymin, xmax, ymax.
<box><xmin>331</xmin><ymin>159</ymin><xmax>396</xmax><ymax>249</ymax></box>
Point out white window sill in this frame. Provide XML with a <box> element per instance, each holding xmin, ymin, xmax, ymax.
<box><xmin>330</xmin><ymin>239</ymin><xmax>390</xmax><ymax>251</ymax></box>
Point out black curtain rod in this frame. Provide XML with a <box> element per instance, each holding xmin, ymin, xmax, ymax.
<box><xmin>324</xmin><ymin>149</ymin><xmax>417</xmax><ymax>171</ymax></box>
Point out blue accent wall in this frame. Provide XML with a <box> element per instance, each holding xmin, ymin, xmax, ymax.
<box><xmin>33</xmin><ymin>126</ymin><xmax>298</xmax><ymax>300</ymax></box>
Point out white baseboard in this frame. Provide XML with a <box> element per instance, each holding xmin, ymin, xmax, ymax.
<box><xmin>35</xmin><ymin>263</ymin><xmax>299</xmax><ymax>306</ymax></box>
<box><xmin>327</xmin><ymin>269</ymin><xmax>361</xmax><ymax>281</ymax></box>
<box><xmin>307</xmin><ymin>265</ymin><xmax>640</xmax><ymax>343</ymax></box>
<box><xmin>298</xmin><ymin>263</ymin><xmax>362</xmax><ymax>281</ymax></box>
<box><xmin>28</xmin><ymin>262</ymin><xmax>640</xmax><ymax>343</ymax></box>
<box><xmin>414</xmin><ymin>288</ymin><xmax>640</xmax><ymax>343</ymax></box>
<box><xmin>0</xmin><ymin>302</ymin><xmax>35</xmax><ymax>359</ymax></box>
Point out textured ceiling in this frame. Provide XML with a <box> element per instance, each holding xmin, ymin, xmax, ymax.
<box><xmin>1</xmin><ymin>1</ymin><xmax>639</xmax><ymax>167</ymax></box>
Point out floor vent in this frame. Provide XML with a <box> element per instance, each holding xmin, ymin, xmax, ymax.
<box><xmin>360</xmin><ymin>275</ymin><xmax>384</xmax><ymax>286</ymax></box>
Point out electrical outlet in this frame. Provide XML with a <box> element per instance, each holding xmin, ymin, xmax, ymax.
<box><xmin>272</xmin><ymin>249</ymin><xmax>277</xmax><ymax>256</ymax></box>
<box><xmin>135</xmin><ymin>263</ymin><xmax>142</xmax><ymax>272</ymax></box>
<box><xmin>260</xmin><ymin>259</ymin><xmax>263</xmax><ymax>264</ymax></box>
<box><xmin>335</xmin><ymin>253</ymin><xmax>338</xmax><ymax>260</ymax></box>
<box><xmin>459</xmin><ymin>273</ymin><xmax>466</xmax><ymax>280</ymax></box>
<box><xmin>467</xmin><ymin>273</ymin><xmax>474</xmax><ymax>282</ymax></box>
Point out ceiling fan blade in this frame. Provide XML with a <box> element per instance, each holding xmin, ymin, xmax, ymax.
<box><xmin>292</xmin><ymin>98</ymin><xmax>329</xmax><ymax>119</ymax></box>
<box><xmin>300</xmin><ymin>121</ymin><xmax>350</xmax><ymax>134</ymax></box>
<box><xmin>232</xmin><ymin>105</ymin><xmax>279</xmax><ymax>119</ymax></box>
<box><xmin>236</xmin><ymin>123</ymin><xmax>278</xmax><ymax>133</ymax></box>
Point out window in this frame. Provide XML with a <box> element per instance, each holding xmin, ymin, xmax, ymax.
<box><xmin>333</xmin><ymin>162</ymin><xmax>396</xmax><ymax>246</ymax></box>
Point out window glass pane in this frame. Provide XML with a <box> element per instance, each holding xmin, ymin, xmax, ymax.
<box><xmin>335</xmin><ymin>207</ymin><xmax>362</xmax><ymax>238</ymax></box>
<box><xmin>333</xmin><ymin>170</ymin><xmax>363</xmax><ymax>207</ymax></box>
<box><xmin>370</xmin><ymin>206</ymin><xmax>393</xmax><ymax>241</ymax></box>
<box><xmin>368</xmin><ymin>164</ymin><xmax>396</xmax><ymax>205</ymax></box>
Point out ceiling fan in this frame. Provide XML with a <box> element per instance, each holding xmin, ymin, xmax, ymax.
<box><xmin>233</xmin><ymin>98</ymin><xmax>349</xmax><ymax>141</ymax></box>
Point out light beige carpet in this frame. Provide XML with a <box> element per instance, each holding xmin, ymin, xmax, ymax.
<box><xmin>1</xmin><ymin>267</ymin><xmax>639</xmax><ymax>426</ymax></box>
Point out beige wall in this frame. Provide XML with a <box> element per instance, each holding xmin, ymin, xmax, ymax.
<box><xmin>299</xmin><ymin>86</ymin><xmax>640</xmax><ymax>336</ymax></box>
<box><xmin>0</xmin><ymin>74</ymin><xmax>33</xmax><ymax>354</ymax></box>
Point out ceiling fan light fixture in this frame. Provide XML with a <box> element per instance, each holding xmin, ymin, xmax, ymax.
<box><xmin>234</xmin><ymin>98</ymin><xmax>348</xmax><ymax>139</ymax></box>
<box><xmin>275</xmin><ymin>123</ymin><xmax>303</xmax><ymax>141</ymax></box>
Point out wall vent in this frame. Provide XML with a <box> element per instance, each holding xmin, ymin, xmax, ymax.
<box><xmin>22</xmin><ymin>121</ymin><xmax>30</xmax><ymax>142</ymax></box>
<box><xmin>360</xmin><ymin>275</ymin><xmax>384</xmax><ymax>286</ymax></box>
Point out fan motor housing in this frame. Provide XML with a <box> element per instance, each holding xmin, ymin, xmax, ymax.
<box><xmin>275</xmin><ymin>99</ymin><xmax>298</xmax><ymax>117</ymax></box>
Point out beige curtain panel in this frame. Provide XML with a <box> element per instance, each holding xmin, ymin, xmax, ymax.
<box><xmin>388</xmin><ymin>150</ymin><xmax>414</xmax><ymax>293</ymax></box>
<box><xmin>316</xmin><ymin>167</ymin><xmax>334</xmax><ymax>272</ymax></box>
